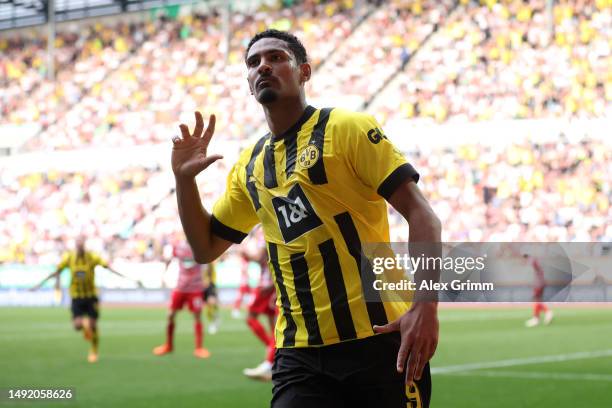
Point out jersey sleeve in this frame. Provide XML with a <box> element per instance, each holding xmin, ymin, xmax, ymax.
<box><xmin>336</xmin><ymin>112</ymin><xmax>419</xmax><ymax>200</ymax></box>
<box><xmin>56</xmin><ymin>253</ymin><xmax>70</xmax><ymax>271</ymax></box>
<box><xmin>211</xmin><ymin>159</ymin><xmax>259</xmax><ymax>244</ymax></box>
<box><xmin>90</xmin><ymin>253</ymin><xmax>108</xmax><ymax>268</ymax></box>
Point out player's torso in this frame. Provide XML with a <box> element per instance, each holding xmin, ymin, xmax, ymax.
<box><xmin>246</xmin><ymin>108</ymin><xmax>390</xmax><ymax>252</ymax></box>
<box><xmin>174</xmin><ymin>249</ymin><xmax>203</xmax><ymax>292</ymax></box>
<box><xmin>242</xmin><ymin>108</ymin><xmax>403</xmax><ymax>347</ymax></box>
<box><xmin>68</xmin><ymin>252</ymin><xmax>97</xmax><ymax>298</ymax></box>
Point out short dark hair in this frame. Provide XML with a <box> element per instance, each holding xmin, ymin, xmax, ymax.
<box><xmin>245</xmin><ymin>29</ymin><xmax>308</xmax><ymax>65</ymax></box>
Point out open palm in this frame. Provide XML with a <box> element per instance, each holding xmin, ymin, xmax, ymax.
<box><xmin>172</xmin><ymin>111</ymin><xmax>223</xmax><ymax>179</ymax></box>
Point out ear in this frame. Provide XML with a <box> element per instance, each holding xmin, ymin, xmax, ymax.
<box><xmin>299</xmin><ymin>63</ymin><xmax>312</xmax><ymax>84</ymax></box>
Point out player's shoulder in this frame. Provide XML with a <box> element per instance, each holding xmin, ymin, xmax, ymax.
<box><xmin>327</xmin><ymin>108</ymin><xmax>380</xmax><ymax>141</ymax></box>
<box><xmin>325</xmin><ymin>108</ymin><xmax>380</xmax><ymax>147</ymax></box>
<box><xmin>60</xmin><ymin>251</ymin><xmax>72</xmax><ymax>262</ymax></box>
<box><xmin>85</xmin><ymin>251</ymin><xmax>101</xmax><ymax>263</ymax></box>
<box><xmin>327</xmin><ymin>107</ymin><xmax>377</xmax><ymax>128</ymax></box>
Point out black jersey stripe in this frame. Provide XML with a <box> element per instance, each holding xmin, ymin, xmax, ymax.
<box><xmin>319</xmin><ymin>239</ymin><xmax>357</xmax><ymax>341</ymax></box>
<box><xmin>334</xmin><ymin>211</ymin><xmax>388</xmax><ymax>327</ymax></box>
<box><xmin>211</xmin><ymin>216</ymin><xmax>248</xmax><ymax>244</ymax></box>
<box><xmin>263</xmin><ymin>142</ymin><xmax>278</xmax><ymax>188</ymax></box>
<box><xmin>284</xmin><ymin>133</ymin><xmax>298</xmax><ymax>178</ymax></box>
<box><xmin>377</xmin><ymin>163</ymin><xmax>420</xmax><ymax>200</ymax></box>
<box><xmin>307</xmin><ymin>108</ymin><xmax>333</xmax><ymax>185</ymax></box>
<box><xmin>268</xmin><ymin>242</ymin><xmax>298</xmax><ymax>347</ymax></box>
<box><xmin>289</xmin><ymin>252</ymin><xmax>324</xmax><ymax>346</ymax></box>
<box><xmin>245</xmin><ymin>134</ymin><xmax>269</xmax><ymax>210</ymax></box>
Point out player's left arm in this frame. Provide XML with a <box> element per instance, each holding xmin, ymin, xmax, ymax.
<box><xmin>98</xmin><ymin>256</ymin><xmax>144</xmax><ymax>288</ymax></box>
<box><xmin>340</xmin><ymin>112</ymin><xmax>441</xmax><ymax>383</ymax></box>
<box><xmin>373</xmin><ymin>181</ymin><xmax>442</xmax><ymax>385</ymax></box>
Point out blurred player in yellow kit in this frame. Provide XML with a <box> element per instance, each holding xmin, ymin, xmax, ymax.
<box><xmin>31</xmin><ymin>236</ymin><xmax>141</xmax><ymax>363</ymax></box>
<box><xmin>202</xmin><ymin>260</ymin><xmax>220</xmax><ymax>334</ymax></box>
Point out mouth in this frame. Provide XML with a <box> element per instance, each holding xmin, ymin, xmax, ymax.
<box><xmin>256</xmin><ymin>77</ymin><xmax>276</xmax><ymax>90</ymax></box>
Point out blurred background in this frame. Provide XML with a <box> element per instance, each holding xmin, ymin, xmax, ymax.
<box><xmin>0</xmin><ymin>0</ymin><xmax>611</xmax><ymax>407</ymax></box>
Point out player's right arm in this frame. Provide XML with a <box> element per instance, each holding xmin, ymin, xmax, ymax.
<box><xmin>172</xmin><ymin>111</ymin><xmax>232</xmax><ymax>264</ymax></box>
<box><xmin>30</xmin><ymin>254</ymin><xmax>67</xmax><ymax>291</ymax></box>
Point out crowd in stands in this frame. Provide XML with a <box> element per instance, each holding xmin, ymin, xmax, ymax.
<box><xmin>2</xmin><ymin>0</ymin><xmax>364</xmax><ymax>150</ymax></box>
<box><xmin>389</xmin><ymin>137</ymin><xmax>611</xmax><ymax>243</ymax></box>
<box><xmin>308</xmin><ymin>0</ymin><xmax>455</xmax><ymax>108</ymax></box>
<box><xmin>0</xmin><ymin>0</ymin><xmax>610</xmax><ymax>265</ymax></box>
<box><xmin>2</xmin><ymin>136</ymin><xmax>610</xmax><ymax>264</ymax></box>
<box><xmin>2</xmin><ymin>22</ymin><xmax>145</xmax><ymax>130</ymax></box>
<box><xmin>372</xmin><ymin>0</ymin><xmax>611</xmax><ymax>124</ymax></box>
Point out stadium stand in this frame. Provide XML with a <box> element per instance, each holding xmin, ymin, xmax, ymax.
<box><xmin>0</xmin><ymin>0</ymin><xmax>610</xmax><ymax>277</ymax></box>
<box><xmin>369</xmin><ymin>0</ymin><xmax>611</xmax><ymax>123</ymax></box>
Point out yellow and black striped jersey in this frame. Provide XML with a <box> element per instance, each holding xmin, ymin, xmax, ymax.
<box><xmin>211</xmin><ymin>106</ymin><xmax>419</xmax><ymax>348</ymax></box>
<box><xmin>57</xmin><ymin>251</ymin><xmax>108</xmax><ymax>299</ymax></box>
<box><xmin>202</xmin><ymin>262</ymin><xmax>217</xmax><ymax>287</ymax></box>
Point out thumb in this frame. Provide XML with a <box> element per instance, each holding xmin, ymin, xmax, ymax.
<box><xmin>200</xmin><ymin>154</ymin><xmax>224</xmax><ymax>170</ymax></box>
<box><xmin>373</xmin><ymin>319</ymin><xmax>400</xmax><ymax>334</ymax></box>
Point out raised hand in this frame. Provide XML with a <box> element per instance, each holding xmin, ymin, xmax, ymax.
<box><xmin>172</xmin><ymin>112</ymin><xmax>223</xmax><ymax>179</ymax></box>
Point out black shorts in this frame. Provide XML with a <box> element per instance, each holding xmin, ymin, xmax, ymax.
<box><xmin>203</xmin><ymin>283</ymin><xmax>217</xmax><ymax>302</ymax></box>
<box><xmin>271</xmin><ymin>332</ymin><xmax>431</xmax><ymax>408</ymax></box>
<box><xmin>70</xmin><ymin>297</ymin><xmax>99</xmax><ymax>319</ymax></box>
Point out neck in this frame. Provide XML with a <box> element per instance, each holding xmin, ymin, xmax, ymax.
<box><xmin>262</xmin><ymin>97</ymin><xmax>308</xmax><ymax>137</ymax></box>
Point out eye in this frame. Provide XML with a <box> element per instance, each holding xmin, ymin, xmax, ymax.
<box><xmin>247</xmin><ymin>58</ymin><xmax>259</xmax><ymax>67</ymax></box>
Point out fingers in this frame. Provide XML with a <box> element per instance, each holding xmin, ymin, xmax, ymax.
<box><xmin>405</xmin><ymin>346</ymin><xmax>422</xmax><ymax>384</ymax></box>
<box><xmin>373</xmin><ymin>319</ymin><xmax>399</xmax><ymax>334</ymax></box>
<box><xmin>396</xmin><ymin>337</ymin><xmax>410</xmax><ymax>373</ymax></box>
<box><xmin>193</xmin><ymin>111</ymin><xmax>204</xmax><ymax>138</ymax></box>
<box><xmin>415</xmin><ymin>344</ymin><xmax>433</xmax><ymax>381</ymax></box>
<box><xmin>406</xmin><ymin>341</ymin><xmax>435</xmax><ymax>384</ymax></box>
<box><xmin>201</xmin><ymin>154</ymin><xmax>223</xmax><ymax>170</ymax></box>
<box><xmin>179</xmin><ymin>124</ymin><xmax>190</xmax><ymax>140</ymax></box>
<box><xmin>177</xmin><ymin>111</ymin><xmax>213</xmax><ymax>141</ymax></box>
<box><xmin>202</xmin><ymin>114</ymin><xmax>216</xmax><ymax>146</ymax></box>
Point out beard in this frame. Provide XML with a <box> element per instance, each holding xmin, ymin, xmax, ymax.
<box><xmin>257</xmin><ymin>88</ymin><xmax>278</xmax><ymax>104</ymax></box>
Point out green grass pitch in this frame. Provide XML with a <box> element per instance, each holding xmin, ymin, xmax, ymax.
<box><xmin>1</xmin><ymin>306</ymin><xmax>611</xmax><ymax>407</ymax></box>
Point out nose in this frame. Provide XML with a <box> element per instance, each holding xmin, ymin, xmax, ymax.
<box><xmin>257</xmin><ymin>60</ymin><xmax>272</xmax><ymax>76</ymax></box>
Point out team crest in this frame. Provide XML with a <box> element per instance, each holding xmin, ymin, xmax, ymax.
<box><xmin>298</xmin><ymin>145</ymin><xmax>320</xmax><ymax>169</ymax></box>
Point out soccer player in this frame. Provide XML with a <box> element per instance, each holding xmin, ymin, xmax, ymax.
<box><xmin>31</xmin><ymin>236</ymin><xmax>141</xmax><ymax>363</ymax></box>
<box><xmin>153</xmin><ymin>240</ymin><xmax>210</xmax><ymax>358</ymax></box>
<box><xmin>242</xmin><ymin>242</ymin><xmax>277</xmax><ymax>381</ymax></box>
<box><xmin>524</xmin><ymin>253</ymin><xmax>554</xmax><ymax>327</ymax></box>
<box><xmin>202</xmin><ymin>261</ymin><xmax>220</xmax><ymax>334</ymax></box>
<box><xmin>231</xmin><ymin>250</ymin><xmax>252</xmax><ymax>318</ymax></box>
<box><xmin>170</xmin><ymin>30</ymin><xmax>441</xmax><ymax>407</ymax></box>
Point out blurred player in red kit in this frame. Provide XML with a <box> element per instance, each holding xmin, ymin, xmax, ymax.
<box><xmin>153</xmin><ymin>240</ymin><xmax>210</xmax><ymax>358</ymax></box>
<box><xmin>243</xmin><ymin>242</ymin><xmax>277</xmax><ymax>381</ymax></box>
<box><xmin>524</xmin><ymin>253</ymin><xmax>554</xmax><ymax>327</ymax></box>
